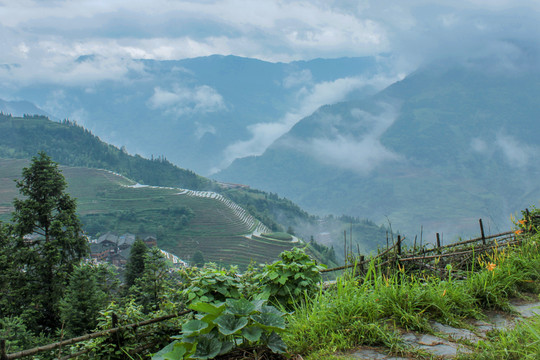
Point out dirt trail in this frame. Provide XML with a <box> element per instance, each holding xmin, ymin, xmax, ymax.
<box><xmin>338</xmin><ymin>298</ymin><xmax>540</xmax><ymax>359</ymax></box>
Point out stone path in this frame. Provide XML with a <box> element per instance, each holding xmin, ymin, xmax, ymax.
<box><xmin>339</xmin><ymin>299</ymin><xmax>540</xmax><ymax>359</ymax></box>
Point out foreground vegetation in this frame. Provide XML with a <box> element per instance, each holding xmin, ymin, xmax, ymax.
<box><xmin>1</xmin><ymin>151</ymin><xmax>539</xmax><ymax>359</ymax></box>
<box><xmin>285</xmin><ymin>228</ymin><xmax>540</xmax><ymax>359</ymax></box>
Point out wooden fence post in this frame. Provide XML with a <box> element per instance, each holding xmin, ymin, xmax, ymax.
<box><xmin>397</xmin><ymin>235</ymin><xmax>402</xmax><ymax>256</ymax></box>
<box><xmin>344</xmin><ymin>230</ymin><xmax>347</xmax><ymax>266</ymax></box>
<box><xmin>436</xmin><ymin>233</ymin><xmax>441</xmax><ymax>254</ymax></box>
<box><xmin>479</xmin><ymin>219</ymin><xmax>486</xmax><ymax>245</ymax></box>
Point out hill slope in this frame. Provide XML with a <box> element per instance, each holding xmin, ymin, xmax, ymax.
<box><xmin>215</xmin><ymin>61</ymin><xmax>540</xmax><ymax>239</ymax></box>
<box><xmin>0</xmin><ymin>158</ymin><xmax>308</xmax><ymax>267</ymax></box>
<box><xmin>0</xmin><ymin>115</ymin><xmax>385</xmax><ymax>265</ymax></box>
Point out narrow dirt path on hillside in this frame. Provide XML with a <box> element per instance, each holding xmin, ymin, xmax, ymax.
<box><xmin>336</xmin><ymin>298</ymin><xmax>540</xmax><ymax>359</ymax></box>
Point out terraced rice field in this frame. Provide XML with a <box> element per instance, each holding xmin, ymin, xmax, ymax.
<box><xmin>0</xmin><ymin>159</ymin><xmax>298</xmax><ymax>267</ymax></box>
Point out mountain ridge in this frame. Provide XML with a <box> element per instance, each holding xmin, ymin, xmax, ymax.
<box><xmin>215</xmin><ymin>61</ymin><xmax>540</xmax><ymax>239</ymax></box>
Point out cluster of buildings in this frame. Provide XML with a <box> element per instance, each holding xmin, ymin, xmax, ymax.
<box><xmin>89</xmin><ymin>232</ymin><xmax>186</xmax><ymax>267</ymax></box>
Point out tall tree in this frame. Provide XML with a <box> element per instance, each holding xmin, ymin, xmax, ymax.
<box><xmin>9</xmin><ymin>151</ymin><xmax>88</xmax><ymax>333</ymax></box>
<box><xmin>60</xmin><ymin>264</ymin><xmax>107</xmax><ymax>336</ymax></box>
<box><xmin>133</xmin><ymin>247</ymin><xmax>170</xmax><ymax>312</ymax></box>
<box><xmin>125</xmin><ymin>239</ymin><xmax>148</xmax><ymax>288</ymax></box>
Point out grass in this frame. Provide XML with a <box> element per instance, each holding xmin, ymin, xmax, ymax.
<box><xmin>283</xmin><ymin>232</ymin><xmax>540</xmax><ymax>359</ymax></box>
<box><xmin>456</xmin><ymin>313</ymin><xmax>540</xmax><ymax>360</ymax></box>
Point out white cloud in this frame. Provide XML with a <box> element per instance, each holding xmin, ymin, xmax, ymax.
<box><xmin>148</xmin><ymin>84</ymin><xmax>226</xmax><ymax>116</ymax></box>
<box><xmin>495</xmin><ymin>133</ymin><xmax>536</xmax><ymax>168</ymax></box>
<box><xmin>218</xmin><ymin>73</ymin><xmax>400</xmax><ymax>171</ymax></box>
<box><xmin>471</xmin><ymin>133</ymin><xmax>537</xmax><ymax>168</ymax></box>
<box><xmin>194</xmin><ymin>122</ymin><xmax>217</xmax><ymax>139</ymax></box>
<box><xmin>289</xmin><ymin>103</ymin><xmax>402</xmax><ymax>174</ymax></box>
<box><xmin>305</xmin><ymin>134</ymin><xmax>400</xmax><ymax>174</ymax></box>
<box><xmin>1</xmin><ymin>0</ymin><xmax>539</xmax><ymax>88</ymax></box>
<box><xmin>471</xmin><ymin>137</ymin><xmax>488</xmax><ymax>154</ymax></box>
<box><xmin>283</xmin><ymin>70</ymin><xmax>313</xmax><ymax>88</ymax></box>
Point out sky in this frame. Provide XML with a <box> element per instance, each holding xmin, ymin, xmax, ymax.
<box><xmin>1</xmin><ymin>0</ymin><xmax>540</xmax><ymax>174</ymax></box>
<box><xmin>2</xmin><ymin>0</ymin><xmax>540</xmax><ymax>88</ymax></box>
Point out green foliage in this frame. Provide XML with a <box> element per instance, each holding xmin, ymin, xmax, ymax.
<box><xmin>5</xmin><ymin>152</ymin><xmax>88</xmax><ymax>333</ymax></box>
<box><xmin>0</xmin><ymin>316</ymin><xmax>46</xmax><ymax>354</ymax></box>
<box><xmin>285</xmin><ymin>229</ymin><xmax>540</xmax><ymax>358</ymax></box>
<box><xmin>179</xmin><ymin>264</ymin><xmax>244</xmax><ymax>305</ymax></box>
<box><xmin>0</xmin><ymin>114</ymin><xmax>213</xmax><ymax>191</ymax></box>
<box><xmin>125</xmin><ymin>239</ymin><xmax>148</xmax><ymax>288</ymax></box>
<box><xmin>60</xmin><ymin>264</ymin><xmax>109</xmax><ymax>336</ymax></box>
<box><xmin>461</xmin><ymin>315</ymin><xmax>540</xmax><ymax>359</ymax></box>
<box><xmin>254</xmin><ymin>247</ymin><xmax>325</xmax><ymax>308</ymax></box>
<box><xmin>153</xmin><ymin>298</ymin><xmax>287</xmax><ymax>360</ymax></box>
<box><xmin>131</xmin><ymin>247</ymin><xmax>174</xmax><ymax>312</ymax></box>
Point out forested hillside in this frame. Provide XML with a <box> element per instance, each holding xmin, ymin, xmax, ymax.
<box><xmin>0</xmin><ymin>113</ymin><xmax>212</xmax><ymax>190</ymax></box>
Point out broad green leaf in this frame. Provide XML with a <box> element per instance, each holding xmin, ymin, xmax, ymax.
<box><xmin>242</xmin><ymin>326</ymin><xmax>263</xmax><ymax>342</ymax></box>
<box><xmin>189</xmin><ymin>302</ymin><xmax>225</xmax><ymax>315</ymax></box>
<box><xmin>268</xmin><ymin>271</ymin><xmax>279</xmax><ymax>280</ymax></box>
<box><xmin>182</xmin><ymin>319</ymin><xmax>208</xmax><ymax>336</ymax></box>
<box><xmin>251</xmin><ymin>299</ymin><xmax>266</xmax><ymax>312</ymax></box>
<box><xmin>259</xmin><ymin>306</ymin><xmax>285</xmax><ymax>317</ymax></box>
<box><xmin>152</xmin><ymin>341</ymin><xmax>186</xmax><ymax>360</ymax></box>
<box><xmin>225</xmin><ymin>298</ymin><xmax>256</xmax><ymax>316</ymax></box>
<box><xmin>251</xmin><ymin>313</ymin><xmax>286</xmax><ymax>330</ymax></box>
<box><xmin>192</xmin><ymin>335</ymin><xmax>221</xmax><ymax>360</ymax></box>
<box><xmin>197</xmin><ymin>313</ymin><xmax>219</xmax><ymax>332</ymax></box>
<box><xmin>214</xmin><ymin>314</ymin><xmax>248</xmax><ymax>335</ymax></box>
<box><xmin>265</xmin><ymin>332</ymin><xmax>287</xmax><ymax>354</ymax></box>
<box><xmin>278</xmin><ymin>274</ymin><xmax>289</xmax><ymax>285</ymax></box>
<box><xmin>218</xmin><ymin>341</ymin><xmax>234</xmax><ymax>355</ymax></box>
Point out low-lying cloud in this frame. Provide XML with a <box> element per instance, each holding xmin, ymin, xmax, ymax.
<box><xmin>148</xmin><ymin>84</ymin><xmax>226</xmax><ymax>116</ymax></box>
<box><xmin>217</xmin><ymin>73</ymin><xmax>401</xmax><ymax>173</ymax></box>
<box><xmin>471</xmin><ymin>132</ymin><xmax>538</xmax><ymax>168</ymax></box>
<box><xmin>289</xmin><ymin>103</ymin><xmax>402</xmax><ymax>175</ymax></box>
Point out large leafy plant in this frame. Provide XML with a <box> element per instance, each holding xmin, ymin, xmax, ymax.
<box><xmin>254</xmin><ymin>247</ymin><xmax>325</xmax><ymax>308</ymax></box>
<box><xmin>153</xmin><ymin>298</ymin><xmax>287</xmax><ymax>360</ymax></box>
<box><xmin>179</xmin><ymin>264</ymin><xmax>244</xmax><ymax>305</ymax></box>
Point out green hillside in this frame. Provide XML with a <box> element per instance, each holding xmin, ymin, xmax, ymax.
<box><xmin>0</xmin><ymin>114</ymin><xmax>384</xmax><ymax>264</ymax></box>
<box><xmin>0</xmin><ymin>158</ymin><xmax>307</xmax><ymax>267</ymax></box>
<box><xmin>0</xmin><ymin>113</ymin><xmax>212</xmax><ymax>190</ymax></box>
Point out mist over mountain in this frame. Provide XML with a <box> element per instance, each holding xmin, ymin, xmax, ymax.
<box><xmin>0</xmin><ymin>55</ymin><xmax>396</xmax><ymax>175</ymax></box>
<box><xmin>215</xmin><ymin>58</ymin><xmax>540</xmax><ymax>239</ymax></box>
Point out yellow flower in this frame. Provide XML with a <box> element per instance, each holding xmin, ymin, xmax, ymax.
<box><xmin>442</xmin><ymin>289</ymin><xmax>447</xmax><ymax>297</ymax></box>
<box><xmin>519</xmin><ymin>219</ymin><xmax>527</xmax><ymax>225</ymax></box>
<box><xmin>486</xmin><ymin>263</ymin><xmax>496</xmax><ymax>271</ymax></box>
<box><xmin>514</xmin><ymin>229</ymin><xmax>524</xmax><ymax>235</ymax></box>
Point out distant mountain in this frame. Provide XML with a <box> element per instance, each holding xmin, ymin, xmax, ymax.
<box><xmin>3</xmin><ymin>55</ymin><xmax>391</xmax><ymax>175</ymax></box>
<box><xmin>215</xmin><ymin>61</ymin><xmax>540</xmax><ymax>239</ymax></box>
<box><xmin>0</xmin><ymin>98</ymin><xmax>52</xmax><ymax>118</ymax></box>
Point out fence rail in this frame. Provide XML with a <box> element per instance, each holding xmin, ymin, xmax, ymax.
<box><xmin>1</xmin><ymin>310</ymin><xmax>192</xmax><ymax>360</ymax></box>
<box><xmin>321</xmin><ymin>219</ymin><xmax>521</xmax><ymax>275</ymax></box>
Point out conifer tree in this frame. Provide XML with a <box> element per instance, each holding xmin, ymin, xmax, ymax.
<box><xmin>60</xmin><ymin>264</ymin><xmax>107</xmax><ymax>336</ymax></box>
<box><xmin>125</xmin><ymin>239</ymin><xmax>148</xmax><ymax>287</ymax></box>
<box><xmin>9</xmin><ymin>151</ymin><xmax>88</xmax><ymax>333</ymax></box>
